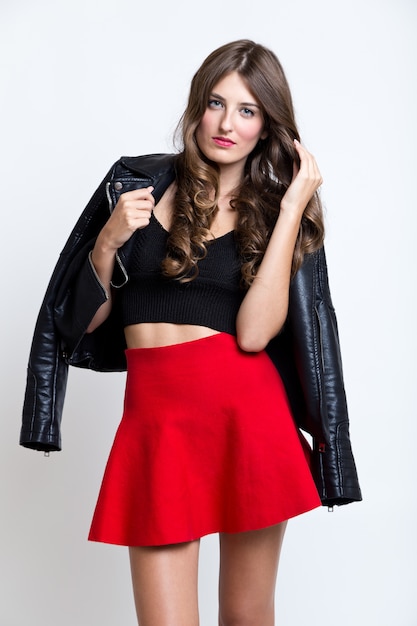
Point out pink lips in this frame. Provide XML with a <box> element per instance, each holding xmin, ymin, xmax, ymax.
<box><xmin>212</xmin><ymin>136</ymin><xmax>235</xmax><ymax>147</ymax></box>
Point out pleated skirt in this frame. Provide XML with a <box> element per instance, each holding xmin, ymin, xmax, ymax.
<box><xmin>88</xmin><ymin>333</ymin><xmax>321</xmax><ymax>546</ymax></box>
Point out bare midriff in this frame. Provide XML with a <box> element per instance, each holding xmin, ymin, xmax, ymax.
<box><xmin>124</xmin><ymin>323</ymin><xmax>221</xmax><ymax>349</ymax></box>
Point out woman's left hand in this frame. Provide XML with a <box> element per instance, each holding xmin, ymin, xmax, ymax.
<box><xmin>280</xmin><ymin>139</ymin><xmax>322</xmax><ymax>216</ymax></box>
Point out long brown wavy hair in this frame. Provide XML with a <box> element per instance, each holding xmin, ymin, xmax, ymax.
<box><xmin>162</xmin><ymin>39</ymin><xmax>324</xmax><ymax>286</ymax></box>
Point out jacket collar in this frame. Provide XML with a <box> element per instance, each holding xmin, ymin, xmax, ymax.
<box><xmin>118</xmin><ymin>154</ymin><xmax>177</xmax><ymax>205</ymax></box>
<box><xmin>120</xmin><ymin>153</ymin><xmax>177</xmax><ymax>179</ymax></box>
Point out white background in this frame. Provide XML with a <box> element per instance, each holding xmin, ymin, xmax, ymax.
<box><xmin>1</xmin><ymin>0</ymin><xmax>416</xmax><ymax>624</ymax></box>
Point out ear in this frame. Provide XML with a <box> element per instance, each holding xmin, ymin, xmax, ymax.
<box><xmin>260</xmin><ymin>129</ymin><xmax>268</xmax><ymax>140</ymax></box>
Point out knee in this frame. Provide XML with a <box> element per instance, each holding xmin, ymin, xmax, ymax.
<box><xmin>219</xmin><ymin>602</ymin><xmax>274</xmax><ymax>626</ymax></box>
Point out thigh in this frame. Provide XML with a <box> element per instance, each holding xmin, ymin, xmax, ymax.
<box><xmin>218</xmin><ymin>522</ymin><xmax>287</xmax><ymax>625</ymax></box>
<box><xmin>129</xmin><ymin>540</ymin><xmax>200</xmax><ymax>626</ymax></box>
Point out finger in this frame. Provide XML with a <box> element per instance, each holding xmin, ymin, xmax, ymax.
<box><xmin>293</xmin><ymin>139</ymin><xmax>322</xmax><ymax>181</ymax></box>
<box><xmin>293</xmin><ymin>140</ymin><xmax>314</xmax><ymax>169</ymax></box>
<box><xmin>293</xmin><ymin>138</ymin><xmax>308</xmax><ymax>157</ymax></box>
<box><xmin>136</xmin><ymin>185</ymin><xmax>154</xmax><ymax>198</ymax></box>
<box><xmin>138</xmin><ymin>187</ymin><xmax>155</xmax><ymax>209</ymax></box>
<box><xmin>292</xmin><ymin>160</ymin><xmax>299</xmax><ymax>180</ymax></box>
<box><xmin>129</xmin><ymin>185</ymin><xmax>154</xmax><ymax>195</ymax></box>
<box><xmin>118</xmin><ymin>193</ymin><xmax>155</xmax><ymax>214</ymax></box>
<box><xmin>293</xmin><ymin>142</ymin><xmax>312</xmax><ymax>179</ymax></box>
<box><xmin>134</xmin><ymin>198</ymin><xmax>154</xmax><ymax>211</ymax></box>
<box><xmin>119</xmin><ymin>186</ymin><xmax>155</xmax><ymax>203</ymax></box>
<box><xmin>293</xmin><ymin>139</ymin><xmax>318</xmax><ymax>166</ymax></box>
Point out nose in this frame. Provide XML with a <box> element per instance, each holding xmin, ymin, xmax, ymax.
<box><xmin>219</xmin><ymin>109</ymin><xmax>233</xmax><ymax>133</ymax></box>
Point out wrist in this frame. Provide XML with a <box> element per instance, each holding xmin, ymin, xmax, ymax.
<box><xmin>277</xmin><ymin>203</ymin><xmax>304</xmax><ymax>231</ymax></box>
<box><xmin>94</xmin><ymin>231</ymin><xmax>119</xmax><ymax>256</ymax></box>
<box><xmin>279</xmin><ymin>199</ymin><xmax>305</xmax><ymax>218</ymax></box>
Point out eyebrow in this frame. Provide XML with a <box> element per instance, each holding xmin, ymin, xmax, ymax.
<box><xmin>209</xmin><ymin>92</ymin><xmax>261</xmax><ymax>109</ymax></box>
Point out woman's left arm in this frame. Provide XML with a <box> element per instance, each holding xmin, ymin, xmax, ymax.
<box><xmin>235</xmin><ymin>140</ymin><xmax>322</xmax><ymax>352</ymax></box>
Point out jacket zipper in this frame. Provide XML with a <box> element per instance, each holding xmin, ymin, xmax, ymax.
<box><xmin>105</xmin><ymin>182</ymin><xmax>128</xmax><ymax>288</ymax></box>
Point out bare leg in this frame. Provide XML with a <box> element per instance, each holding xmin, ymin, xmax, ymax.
<box><xmin>218</xmin><ymin>522</ymin><xmax>287</xmax><ymax>626</ymax></box>
<box><xmin>129</xmin><ymin>540</ymin><xmax>200</xmax><ymax>626</ymax></box>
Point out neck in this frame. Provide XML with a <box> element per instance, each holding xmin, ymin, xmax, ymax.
<box><xmin>218</xmin><ymin>160</ymin><xmax>244</xmax><ymax>188</ymax></box>
<box><xmin>217</xmin><ymin>165</ymin><xmax>244</xmax><ymax>209</ymax></box>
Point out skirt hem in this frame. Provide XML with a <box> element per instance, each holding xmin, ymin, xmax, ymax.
<box><xmin>88</xmin><ymin>500</ymin><xmax>321</xmax><ymax>547</ymax></box>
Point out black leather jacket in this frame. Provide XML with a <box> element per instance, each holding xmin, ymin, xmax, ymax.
<box><xmin>21</xmin><ymin>153</ymin><xmax>362</xmax><ymax>508</ymax></box>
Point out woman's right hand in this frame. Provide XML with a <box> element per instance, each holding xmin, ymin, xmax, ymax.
<box><xmin>99</xmin><ymin>186</ymin><xmax>155</xmax><ymax>251</ymax></box>
<box><xmin>85</xmin><ymin>186</ymin><xmax>155</xmax><ymax>333</ymax></box>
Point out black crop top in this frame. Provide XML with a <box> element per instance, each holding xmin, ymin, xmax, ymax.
<box><xmin>120</xmin><ymin>213</ymin><xmax>245</xmax><ymax>335</ymax></box>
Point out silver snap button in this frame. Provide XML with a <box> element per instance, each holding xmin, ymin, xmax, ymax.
<box><xmin>114</xmin><ymin>182</ymin><xmax>123</xmax><ymax>191</ymax></box>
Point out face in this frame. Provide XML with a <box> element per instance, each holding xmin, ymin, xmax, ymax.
<box><xmin>195</xmin><ymin>71</ymin><xmax>267</xmax><ymax>177</ymax></box>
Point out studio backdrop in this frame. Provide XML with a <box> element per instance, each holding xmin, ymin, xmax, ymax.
<box><xmin>0</xmin><ymin>1</ymin><xmax>416</xmax><ymax>624</ymax></box>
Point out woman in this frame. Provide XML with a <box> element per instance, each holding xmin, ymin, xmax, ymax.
<box><xmin>21</xmin><ymin>40</ymin><xmax>361</xmax><ymax>625</ymax></box>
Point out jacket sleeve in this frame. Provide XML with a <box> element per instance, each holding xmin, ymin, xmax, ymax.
<box><xmin>53</xmin><ymin>244</ymin><xmax>110</xmax><ymax>356</ymax></box>
<box><xmin>267</xmin><ymin>247</ymin><xmax>362</xmax><ymax>506</ymax></box>
<box><xmin>290</xmin><ymin>247</ymin><xmax>362</xmax><ymax>506</ymax></box>
<box><xmin>53</xmin><ymin>245</ymin><xmax>128</xmax><ymax>372</ymax></box>
<box><xmin>20</xmin><ymin>165</ymin><xmax>115</xmax><ymax>451</ymax></box>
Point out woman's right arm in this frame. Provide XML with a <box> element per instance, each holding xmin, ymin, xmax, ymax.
<box><xmin>86</xmin><ymin>185</ymin><xmax>155</xmax><ymax>333</ymax></box>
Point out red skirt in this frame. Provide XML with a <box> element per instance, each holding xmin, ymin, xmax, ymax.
<box><xmin>88</xmin><ymin>333</ymin><xmax>321</xmax><ymax>546</ymax></box>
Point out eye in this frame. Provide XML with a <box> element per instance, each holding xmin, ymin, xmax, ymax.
<box><xmin>241</xmin><ymin>107</ymin><xmax>255</xmax><ymax>117</ymax></box>
<box><xmin>208</xmin><ymin>99</ymin><xmax>224</xmax><ymax>109</ymax></box>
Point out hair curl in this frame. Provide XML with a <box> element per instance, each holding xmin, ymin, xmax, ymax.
<box><xmin>161</xmin><ymin>39</ymin><xmax>324</xmax><ymax>287</ymax></box>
